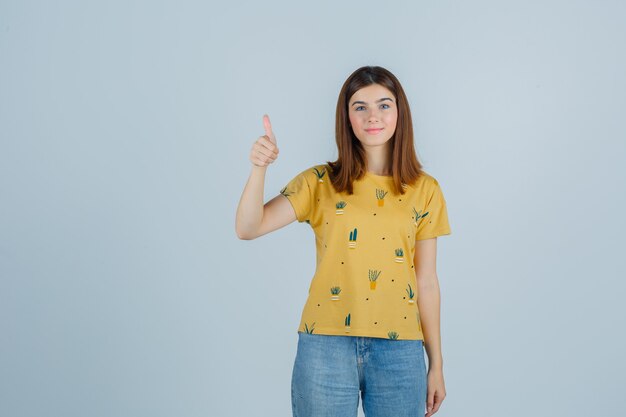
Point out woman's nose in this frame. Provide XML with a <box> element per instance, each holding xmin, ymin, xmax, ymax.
<box><xmin>367</xmin><ymin>107</ymin><xmax>381</xmax><ymax>121</ymax></box>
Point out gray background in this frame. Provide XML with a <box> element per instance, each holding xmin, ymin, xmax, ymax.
<box><xmin>1</xmin><ymin>1</ymin><xmax>625</xmax><ymax>416</ymax></box>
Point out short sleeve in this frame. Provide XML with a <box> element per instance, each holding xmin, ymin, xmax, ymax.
<box><xmin>415</xmin><ymin>178</ymin><xmax>452</xmax><ymax>240</ymax></box>
<box><xmin>279</xmin><ymin>167</ymin><xmax>317</xmax><ymax>223</ymax></box>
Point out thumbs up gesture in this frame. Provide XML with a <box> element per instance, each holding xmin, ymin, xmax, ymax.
<box><xmin>250</xmin><ymin>114</ymin><xmax>280</xmax><ymax>168</ymax></box>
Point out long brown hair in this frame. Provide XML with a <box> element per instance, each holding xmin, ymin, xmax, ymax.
<box><xmin>326</xmin><ymin>65</ymin><xmax>424</xmax><ymax>195</ymax></box>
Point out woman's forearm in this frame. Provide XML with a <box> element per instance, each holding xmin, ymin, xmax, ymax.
<box><xmin>235</xmin><ymin>165</ymin><xmax>268</xmax><ymax>239</ymax></box>
<box><xmin>417</xmin><ymin>275</ymin><xmax>443</xmax><ymax>370</ymax></box>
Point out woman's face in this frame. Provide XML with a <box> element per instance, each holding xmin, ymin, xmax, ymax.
<box><xmin>348</xmin><ymin>83</ymin><xmax>398</xmax><ymax>148</ymax></box>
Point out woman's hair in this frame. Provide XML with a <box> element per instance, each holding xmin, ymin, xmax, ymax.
<box><xmin>326</xmin><ymin>65</ymin><xmax>424</xmax><ymax>195</ymax></box>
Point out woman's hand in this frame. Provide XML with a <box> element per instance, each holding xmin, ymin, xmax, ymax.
<box><xmin>425</xmin><ymin>368</ymin><xmax>446</xmax><ymax>416</ymax></box>
<box><xmin>250</xmin><ymin>114</ymin><xmax>280</xmax><ymax>168</ymax></box>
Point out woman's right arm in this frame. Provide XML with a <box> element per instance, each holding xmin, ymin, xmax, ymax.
<box><xmin>235</xmin><ymin>115</ymin><xmax>297</xmax><ymax>240</ymax></box>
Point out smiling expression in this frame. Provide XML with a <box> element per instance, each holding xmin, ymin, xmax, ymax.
<box><xmin>348</xmin><ymin>83</ymin><xmax>398</xmax><ymax>148</ymax></box>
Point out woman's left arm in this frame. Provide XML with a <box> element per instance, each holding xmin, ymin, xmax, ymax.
<box><xmin>415</xmin><ymin>237</ymin><xmax>446</xmax><ymax>416</ymax></box>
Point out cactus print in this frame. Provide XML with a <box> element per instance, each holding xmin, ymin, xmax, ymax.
<box><xmin>281</xmin><ymin>164</ymin><xmax>451</xmax><ymax>341</ymax></box>
<box><xmin>375</xmin><ymin>188</ymin><xmax>388</xmax><ymax>206</ymax></box>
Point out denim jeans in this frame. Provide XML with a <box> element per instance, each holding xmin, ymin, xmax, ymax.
<box><xmin>291</xmin><ymin>331</ymin><xmax>427</xmax><ymax>417</ymax></box>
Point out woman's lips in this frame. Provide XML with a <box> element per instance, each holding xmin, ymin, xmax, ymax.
<box><xmin>365</xmin><ymin>128</ymin><xmax>384</xmax><ymax>134</ymax></box>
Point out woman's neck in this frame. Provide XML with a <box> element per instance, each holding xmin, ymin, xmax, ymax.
<box><xmin>364</xmin><ymin>143</ymin><xmax>392</xmax><ymax>175</ymax></box>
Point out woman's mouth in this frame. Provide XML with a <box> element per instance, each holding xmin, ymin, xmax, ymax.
<box><xmin>365</xmin><ymin>128</ymin><xmax>384</xmax><ymax>134</ymax></box>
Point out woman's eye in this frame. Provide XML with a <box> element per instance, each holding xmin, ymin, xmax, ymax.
<box><xmin>354</xmin><ymin>104</ymin><xmax>389</xmax><ymax>111</ymax></box>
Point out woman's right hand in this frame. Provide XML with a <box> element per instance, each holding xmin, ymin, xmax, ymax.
<box><xmin>250</xmin><ymin>114</ymin><xmax>280</xmax><ymax>168</ymax></box>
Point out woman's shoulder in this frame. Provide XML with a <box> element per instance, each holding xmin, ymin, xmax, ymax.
<box><xmin>298</xmin><ymin>163</ymin><xmax>331</xmax><ymax>180</ymax></box>
<box><xmin>407</xmin><ymin>170</ymin><xmax>439</xmax><ymax>189</ymax></box>
<box><xmin>312</xmin><ymin>162</ymin><xmax>331</xmax><ymax>174</ymax></box>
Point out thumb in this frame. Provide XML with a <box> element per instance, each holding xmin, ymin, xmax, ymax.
<box><xmin>263</xmin><ymin>114</ymin><xmax>276</xmax><ymax>143</ymax></box>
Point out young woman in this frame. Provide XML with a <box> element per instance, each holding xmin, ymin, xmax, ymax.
<box><xmin>236</xmin><ymin>65</ymin><xmax>451</xmax><ymax>417</ymax></box>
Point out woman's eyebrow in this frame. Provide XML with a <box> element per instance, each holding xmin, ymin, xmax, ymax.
<box><xmin>350</xmin><ymin>97</ymin><xmax>394</xmax><ymax>106</ymax></box>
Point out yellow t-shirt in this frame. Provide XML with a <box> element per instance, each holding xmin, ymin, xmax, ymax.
<box><xmin>280</xmin><ymin>163</ymin><xmax>452</xmax><ymax>341</ymax></box>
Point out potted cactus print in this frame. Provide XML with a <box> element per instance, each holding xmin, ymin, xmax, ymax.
<box><xmin>369</xmin><ymin>269</ymin><xmax>381</xmax><ymax>290</ymax></box>
<box><xmin>406</xmin><ymin>283</ymin><xmax>415</xmax><ymax>304</ymax></box>
<box><xmin>394</xmin><ymin>248</ymin><xmax>404</xmax><ymax>263</ymax></box>
<box><xmin>348</xmin><ymin>227</ymin><xmax>358</xmax><ymax>248</ymax></box>
<box><xmin>330</xmin><ymin>286</ymin><xmax>342</xmax><ymax>301</ymax></box>
<box><xmin>376</xmin><ymin>189</ymin><xmax>388</xmax><ymax>207</ymax></box>
<box><xmin>344</xmin><ymin>313</ymin><xmax>351</xmax><ymax>333</ymax></box>
<box><xmin>388</xmin><ymin>331</ymin><xmax>399</xmax><ymax>340</ymax></box>
<box><xmin>413</xmin><ymin>207</ymin><xmax>429</xmax><ymax>227</ymax></box>
<box><xmin>313</xmin><ymin>167</ymin><xmax>326</xmax><ymax>183</ymax></box>
<box><xmin>304</xmin><ymin>322</ymin><xmax>316</xmax><ymax>334</ymax></box>
<box><xmin>336</xmin><ymin>201</ymin><xmax>347</xmax><ymax>215</ymax></box>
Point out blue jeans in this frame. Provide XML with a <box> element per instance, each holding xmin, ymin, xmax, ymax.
<box><xmin>291</xmin><ymin>331</ymin><xmax>427</xmax><ymax>417</ymax></box>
